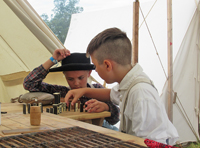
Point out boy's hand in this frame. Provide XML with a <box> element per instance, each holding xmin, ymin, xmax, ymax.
<box><xmin>64</xmin><ymin>88</ymin><xmax>86</xmax><ymax>106</ymax></box>
<box><xmin>85</xmin><ymin>99</ymin><xmax>109</xmax><ymax>113</ymax></box>
<box><xmin>52</xmin><ymin>49</ymin><xmax>70</xmax><ymax>61</ymax></box>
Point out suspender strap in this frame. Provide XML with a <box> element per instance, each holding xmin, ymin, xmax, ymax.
<box><xmin>120</xmin><ymin>78</ymin><xmax>157</xmax><ymax>133</ymax></box>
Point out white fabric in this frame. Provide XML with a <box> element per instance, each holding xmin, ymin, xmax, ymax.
<box><xmin>161</xmin><ymin>3</ymin><xmax>200</xmax><ymax>143</ymax></box>
<box><xmin>119</xmin><ymin>77</ymin><xmax>157</xmax><ymax>133</ymax></box>
<box><xmin>110</xmin><ymin>64</ymin><xmax>179</xmax><ymax>145</ymax></box>
<box><xmin>0</xmin><ymin>0</ymin><xmax>68</xmax><ymax>103</ymax></box>
<box><xmin>3</xmin><ymin>0</ymin><xmax>64</xmax><ymax>53</ymax></box>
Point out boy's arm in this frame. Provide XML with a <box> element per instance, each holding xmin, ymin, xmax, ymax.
<box><xmin>42</xmin><ymin>48</ymin><xmax>70</xmax><ymax>70</ymax></box>
<box><xmin>23</xmin><ymin>49</ymin><xmax>70</xmax><ymax>97</ymax></box>
<box><xmin>64</xmin><ymin>88</ymin><xmax>111</xmax><ymax>106</ymax></box>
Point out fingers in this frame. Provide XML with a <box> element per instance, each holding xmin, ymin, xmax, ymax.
<box><xmin>64</xmin><ymin>90</ymin><xmax>80</xmax><ymax>107</ymax></box>
<box><xmin>53</xmin><ymin>49</ymin><xmax>70</xmax><ymax>61</ymax></box>
<box><xmin>71</xmin><ymin>97</ymin><xmax>79</xmax><ymax>106</ymax></box>
<box><xmin>85</xmin><ymin>99</ymin><xmax>104</xmax><ymax>113</ymax></box>
<box><xmin>87</xmin><ymin>105</ymin><xmax>100</xmax><ymax>113</ymax></box>
<box><xmin>85</xmin><ymin>99</ymin><xmax>96</xmax><ymax>105</ymax></box>
<box><xmin>61</xmin><ymin>49</ymin><xmax>70</xmax><ymax>58</ymax></box>
<box><xmin>65</xmin><ymin>49</ymin><xmax>70</xmax><ymax>55</ymax></box>
<box><xmin>64</xmin><ymin>90</ymin><xmax>73</xmax><ymax>106</ymax></box>
<box><xmin>64</xmin><ymin>93</ymin><xmax>70</xmax><ymax>106</ymax></box>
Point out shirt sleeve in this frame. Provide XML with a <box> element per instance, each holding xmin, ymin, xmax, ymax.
<box><xmin>110</xmin><ymin>84</ymin><xmax>120</xmax><ymax>105</ymax></box>
<box><xmin>23</xmin><ymin>65</ymin><xmax>69</xmax><ymax>98</ymax></box>
<box><xmin>93</xmin><ymin>83</ymin><xmax>120</xmax><ymax>125</ymax></box>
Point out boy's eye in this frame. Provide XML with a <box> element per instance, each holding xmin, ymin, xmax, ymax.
<box><xmin>79</xmin><ymin>76</ymin><xmax>84</xmax><ymax>80</ymax></box>
<box><xmin>68</xmin><ymin>78</ymin><xmax>74</xmax><ymax>81</ymax></box>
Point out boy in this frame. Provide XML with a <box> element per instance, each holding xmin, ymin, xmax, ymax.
<box><xmin>64</xmin><ymin>28</ymin><xmax>179</xmax><ymax>145</ymax></box>
<box><xmin>23</xmin><ymin>48</ymin><xmax>119</xmax><ymax>130</ymax></box>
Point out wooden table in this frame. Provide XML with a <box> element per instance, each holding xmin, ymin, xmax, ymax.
<box><xmin>0</xmin><ymin>103</ymin><xmax>146</xmax><ymax>147</ymax></box>
<box><xmin>1</xmin><ymin>103</ymin><xmax>110</xmax><ymax>126</ymax></box>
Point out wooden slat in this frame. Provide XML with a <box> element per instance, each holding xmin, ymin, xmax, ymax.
<box><xmin>40</xmin><ymin>113</ymin><xmax>74</xmax><ymax>129</ymax></box>
<box><xmin>58</xmin><ymin>111</ymin><xmax>111</xmax><ymax>120</ymax></box>
<box><xmin>42</xmin><ymin>113</ymin><xmax>146</xmax><ymax>147</ymax></box>
<box><xmin>2</xmin><ymin>127</ymin><xmax>50</xmax><ymax>135</ymax></box>
<box><xmin>1</xmin><ymin>103</ymin><xmax>23</xmax><ymax>113</ymax></box>
<box><xmin>132</xmin><ymin>0</ymin><xmax>139</xmax><ymax>64</ymax></box>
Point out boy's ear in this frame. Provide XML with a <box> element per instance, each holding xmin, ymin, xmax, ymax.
<box><xmin>103</xmin><ymin>60</ymin><xmax>113</xmax><ymax>71</ymax></box>
<box><xmin>88</xmin><ymin>70</ymin><xmax>92</xmax><ymax>77</ymax></box>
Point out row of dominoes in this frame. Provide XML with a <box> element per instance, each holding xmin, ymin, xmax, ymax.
<box><xmin>45</xmin><ymin>102</ymin><xmax>86</xmax><ymax>115</ymax></box>
<box><xmin>23</xmin><ymin>102</ymin><xmax>43</xmax><ymax>114</ymax></box>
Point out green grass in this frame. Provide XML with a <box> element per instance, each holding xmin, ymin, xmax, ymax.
<box><xmin>182</xmin><ymin>142</ymin><xmax>200</xmax><ymax>148</ymax></box>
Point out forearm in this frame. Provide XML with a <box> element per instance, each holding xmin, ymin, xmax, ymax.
<box><xmin>65</xmin><ymin>88</ymin><xmax>111</xmax><ymax>106</ymax></box>
<box><xmin>23</xmin><ymin>65</ymin><xmax>48</xmax><ymax>91</ymax></box>
<box><xmin>23</xmin><ymin>65</ymin><xmax>70</xmax><ymax>97</ymax></box>
<box><xmin>83</xmin><ymin>88</ymin><xmax>111</xmax><ymax>101</ymax></box>
<box><xmin>42</xmin><ymin>59</ymin><xmax>55</xmax><ymax>70</ymax></box>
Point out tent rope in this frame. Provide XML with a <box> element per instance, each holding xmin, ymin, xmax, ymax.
<box><xmin>139</xmin><ymin>6</ymin><xmax>168</xmax><ymax>79</ymax></box>
<box><xmin>195</xmin><ymin>0</ymin><xmax>198</xmax><ymax>6</ymax></box>
<box><xmin>174</xmin><ymin>91</ymin><xmax>200</xmax><ymax>141</ymax></box>
<box><xmin>139</xmin><ymin>0</ymin><xmax>158</xmax><ymax>29</ymax></box>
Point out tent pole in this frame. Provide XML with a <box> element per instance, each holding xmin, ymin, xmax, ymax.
<box><xmin>167</xmin><ymin>0</ymin><xmax>173</xmax><ymax>122</ymax></box>
<box><xmin>132</xmin><ymin>0</ymin><xmax>139</xmax><ymax>65</ymax></box>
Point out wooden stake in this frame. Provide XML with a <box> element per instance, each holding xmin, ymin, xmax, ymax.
<box><xmin>167</xmin><ymin>0</ymin><xmax>173</xmax><ymax>122</ymax></box>
<box><xmin>132</xmin><ymin>0</ymin><xmax>139</xmax><ymax>65</ymax></box>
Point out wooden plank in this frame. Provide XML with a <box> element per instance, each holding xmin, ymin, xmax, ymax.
<box><xmin>3</xmin><ymin>112</ymin><xmax>73</xmax><ymax>129</ymax></box>
<box><xmin>0</xmin><ymin>124</ymin><xmax>11</xmax><ymax>137</ymax></box>
<box><xmin>91</xmin><ymin>118</ymin><xmax>104</xmax><ymax>126</ymax></box>
<box><xmin>58</xmin><ymin>111</ymin><xmax>111</xmax><ymax>120</ymax></box>
<box><xmin>2</xmin><ymin>127</ymin><xmax>50</xmax><ymax>135</ymax></box>
<box><xmin>80</xmin><ymin>119</ymin><xmax>92</xmax><ymax>124</ymax></box>
<box><xmin>1</xmin><ymin>116</ymin><xmax>29</xmax><ymax>129</ymax></box>
<box><xmin>2</xmin><ymin>103</ymin><xmax>111</xmax><ymax>122</ymax></box>
<box><xmin>40</xmin><ymin>113</ymin><xmax>73</xmax><ymax>129</ymax></box>
<box><xmin>42</xmin><ymin>113</ymin><xmax>146</xmax><ymax>147</ymax></box>
<box><xmin>132</xmin><ymin>0</ymin><xmax>139</xmax><ymax>64</ymax></box>
<box><xmin>1</xmin><ymin>103</ymin><xmax>23</xmax><ymax>113</ymax></box>
<box><xmin>167</xmin><ymin>0</ymin><xmax>173</xmax><ymax>122</ymax></box>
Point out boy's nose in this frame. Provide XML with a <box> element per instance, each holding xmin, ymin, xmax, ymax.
<box><xmin>74</xmin><ymin>79</ymin><xmax>80</xmax><ymax>85</ymax></box>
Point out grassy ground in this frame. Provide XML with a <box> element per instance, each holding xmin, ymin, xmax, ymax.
<box><xmin>186</xmin><ymin>143</ymin><xmax>200</xmax><ymax>148</ymax></box>
<box><xmin>180</xmin><ymin>142</ymin><xmax>200</xmax><ymax>148</ymax></box>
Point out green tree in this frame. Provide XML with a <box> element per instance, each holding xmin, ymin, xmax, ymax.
<box><xmin>41</xmin><ymin>0</ymin><xmax>83</xmax><ymax>44</ymax></box>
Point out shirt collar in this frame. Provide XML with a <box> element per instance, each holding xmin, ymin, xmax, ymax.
<box><xmin>87</xmin><ymin>83</ymin><xmax>92</xmax><ymax>88</ymax></box>
<box><xmin>119</xmin><ymin>63</ymin><xmax>143</xmax><ymax>91</ymax></box>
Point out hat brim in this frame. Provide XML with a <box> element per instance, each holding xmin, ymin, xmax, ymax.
<box><xmin>49</xmin><ymin>63</ymin><xmax>95</xmax><ymax>72</ymax></box>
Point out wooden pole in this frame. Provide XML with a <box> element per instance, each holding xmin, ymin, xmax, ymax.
<box><xmin>132</xmin><ymin>0</ymin><xmax>139</xmax><ymax>65</ymax></box>
<box><xmin>167</xmin><ymin>0</ymin><xmax>173</xmax><ymax>122</ymax></box>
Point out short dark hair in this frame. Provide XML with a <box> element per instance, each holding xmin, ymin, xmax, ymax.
<box><xmin>86</xmin><ymin>27</ymin><xmax>132</xmax><ymax>65</ymax></box>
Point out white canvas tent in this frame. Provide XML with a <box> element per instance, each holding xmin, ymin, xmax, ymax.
<box><xmin>64</xmin><ymin>0</ymin><xmax>200</xmax><ymax>143</ymax></box>
<box><xmin>0</xmin><ymin>0</ymin><xmax>69</xmax><ymax>103</ymax></box>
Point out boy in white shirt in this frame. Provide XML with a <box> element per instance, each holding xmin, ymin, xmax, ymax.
<box><xmin>64</xmin><ymin>27</ymin><xmax>179</xmax><ymax>145</ymax></box>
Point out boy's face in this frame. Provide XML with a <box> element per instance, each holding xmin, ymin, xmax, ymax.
<box><xmin>63</xmin><ymin>70</ymin><xmax>91</xmax><ymax>89</ymax></box>
<box><xmin>91</xmin><ymin>54</ymin><xmax>112</xmax><ymax>84</ymax></box>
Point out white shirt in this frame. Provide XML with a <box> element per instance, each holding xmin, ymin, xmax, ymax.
<box><xmin>110</xmin><ymin>64</ymin><xmax>179</xmax><ymax>145</ymax></box>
